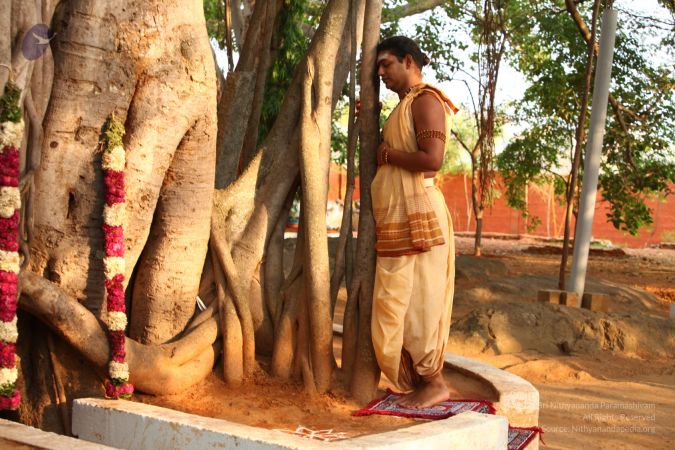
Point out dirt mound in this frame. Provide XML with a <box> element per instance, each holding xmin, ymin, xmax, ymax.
<box><xmin>453</xmin><ymin>272</ymin><xmax>665</xmax><ymax>318</ymax></box>
<box><xmin>504</xmin><ymin>358</ymin><xmax>595</xmax><ymax>383</ymax></box>
<box><xmin>455</xmin><ymin>255</ymin><xmax>509</xmax><ymax>280</ymax></box>
<box><xmin>524</xmin><ymin>245</ymin><xmax>628</xmax><ymax>258</ymax></box>
<box><xmin>447</xmin><ymin>302</ymin><xmax>675</xmax><ymax>360</ymax></box>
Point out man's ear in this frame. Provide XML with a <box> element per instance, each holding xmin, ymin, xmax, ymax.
<box><xmin>405</xmin><ymin>54</ymin><xmax>413</xmax><ymax>69</ymax></box>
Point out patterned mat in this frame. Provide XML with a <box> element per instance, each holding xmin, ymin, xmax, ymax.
<box><xmin>352</xmin><ymin>389</ymin><xmax>495</xmax><ymax>420</ymax></box>
<box><xmin>353</xmin><ymin>390</ymin><xmax>543</xmax><ymax>450</ymax></box>
<box><xmin>508</xmin><ymin>426</ymin><xmax>543</xmax><ymax>450</ymax></box>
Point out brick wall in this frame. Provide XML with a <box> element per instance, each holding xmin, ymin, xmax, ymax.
<box><xmin>438</xmin><ymin>174</ymin><xmax>674</xmax><ymax>248</ymax></box>
<box><xmin>327</xmin><ymin>165</ymin><xmax>674</xmax><ymax>248</ymax></box>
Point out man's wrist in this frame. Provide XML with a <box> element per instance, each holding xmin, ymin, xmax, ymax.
<box><xmin>381</xmin><ymin>144</ymin><xmax>390</xmax><ymax>165</ymax></box>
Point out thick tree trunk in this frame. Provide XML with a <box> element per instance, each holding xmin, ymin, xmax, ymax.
<box><xmin>296</xmin><ymin>0</ymin><xmax>350</xmax><ymax>394</ymax></box>
<box><xmin>8</xmin><ymin>0</ymin><xmax>217</xmax><ymax>429</ymax></box>
<box><xmin>27</xmin><ymin>0</ymin><xmax>216</xmax><ymax>346</ymax></box>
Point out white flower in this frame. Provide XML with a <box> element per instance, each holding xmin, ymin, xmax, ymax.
<box><xmin>109</xmin><ymin>361</ymin><xmax>129</xmax><ymax>381</ymax></box>
<box><xmin>103</xmin><ymin>202</ymin><xmax>126</xmax><ymax>227</ymax></box>
<box><xmin>0</xmin><ymin>317</ymin><xmax>18</xmax><ymax>343</ymax></box>
<box><xmin>102</xmin><ymin>145</ymin><xmax>125</xmax><ymax>171</ymax></box>
<box><xmin>0</xmin><ymin>120</ymin><xmax>24</xmax><ymax>148</ymax></box>
<box><xmin>0</xmin><ymin>367</ymin><xmax>18</xmax><ymax>386</ymax></box>
<box><xmin>103</xmin><ymin>256</ymin><xmax>125</xmax><ymax>279</ymax></box>
<box><xmin>0</xmin><ymin>249</ymin><xmax>20</xmax><ymax>274</ymax></box>
<box><xmin>0</xmin><ymin>186</ymin><xmax>20</xmax><ymax>219</ymax></box>
<box><xmin>106</xmin><ymin>311</ymin><xmax>127</xmax><ymax>331</ymax></box>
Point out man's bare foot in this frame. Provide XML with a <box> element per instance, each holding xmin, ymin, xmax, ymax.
<box><xmin>393</xmin><ymin>373</ymin><xmax>448</xmax><ymax>409</ymax></box>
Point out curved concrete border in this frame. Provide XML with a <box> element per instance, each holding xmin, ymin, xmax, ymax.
<box><xmin>443</xmin><ymin>354</ymin><xmax>540</xmax><ymax>450</ymax></box>
<box><xmin>443</xmin><ymin>354</ymin><xmax>539</xmax><ymax>427</ymax></box>
<box><xmin>70</xmin><ymin>353</ymin><xmax>541</xmax><ymax>450</ymax></box>
<box><xmin>72</xmin><ymin>398</ymin><xmax>508</xmax><ymax>450</ymax></box>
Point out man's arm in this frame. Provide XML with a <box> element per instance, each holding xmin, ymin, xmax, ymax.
<box><xmin>376</xmin><ymin>93</ymin><xmax>446</xmax><ymax>172</ymax></box>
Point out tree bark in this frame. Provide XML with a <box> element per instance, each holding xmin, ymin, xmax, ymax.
<box><xmin>297</xmin><ymin>0</ymin><xmax>350</xmax><ymax>393</ymax></box>
<box><xmin>342</xmin><ymin>0</ymin><xmax>382</xmax><ymax>404</ymax></box>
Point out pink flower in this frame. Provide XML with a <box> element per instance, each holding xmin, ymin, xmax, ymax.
<box><xmin>0</xmin><ymin>298</ymin><xmax>17</xmax><ymax>322</ymax></box>
<box><xmin>109</xmin><ymin>331</ymin><xmax>126</xmax><ymax>360</ymax></box>
<box><xmin>0</xmin><ymin>281</ymin><xmax>18</xmax><ymax>295</ymax></box>
<box><xmin>104</xmin><ymin>381</ymin><xmax>134</xmax><ymax>399</ymax></box>
<box><xmin>106</xmin><ymin>281</ymin><xmax>126</xmax><ymax>312</ymax></box>
<box><xmin>0</xmin><ymin>176</ymin><xmax>17</xmax><ymax>187</ymax></box>
<box><xmin>0</xmin><ymin>391</ymin><xmax>20</xmax><ymax>409</ymax></box>
<box><xmin>103</xmin><ymin>171</ymin><xmax>125</xmax><ymax>205</ymax></box>
<box><xmin>103</xmin><ymin>224</ymin><xmax>125</xmax><ymax>257</ymax></box>
<box><xmin>0</xmin><ymin>342</ymin><xmax>16</xmax><ymax>368</ymax></box>
<box><xmin>0</xmin><ymin>211</ymin><xmax>19</xmax><ymax>252</ymax></box>
<box><xmin>0</xmin><ymin>272</ymin><xmax>18</xmax><ymax>284</ymax></box>
<box><xmin>0</xmin><ymin>147</ymin><xmax>20</xmax><ymax>180</ymax></box>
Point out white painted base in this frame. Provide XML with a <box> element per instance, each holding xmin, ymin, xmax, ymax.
<box><xmin>0</xmin><ymin>418</ymin><xmax>119</xmax><ymax>449</ymax></box>
<box><xmin>72</xmin><ymin>398</ymin><xmax>508</xmax><ymax>450</ymax></box>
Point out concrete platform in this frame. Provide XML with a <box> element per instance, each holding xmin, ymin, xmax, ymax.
<box><xmin>72</xmin><ymin>398</ymin><xmax>508</xmax><ymax>449</ymax></box>
<box><xmin>68</xmin><ymin>353</ymin><xmax>539</xmax><ymax>450</ymax></box>
<box><xmin>0</xmin><ymin>418</ymin><xmax>118</xmax><ymax>449</ymax></box>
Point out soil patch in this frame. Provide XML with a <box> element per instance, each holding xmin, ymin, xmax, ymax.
<box><xmin>135</xmin><ymin>371</ymin><xmax>418</xmax><ymax>439</ymax></box>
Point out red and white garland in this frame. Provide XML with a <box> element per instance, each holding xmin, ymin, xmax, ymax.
<box><xmin>0</xmin><ymin>108</ymin><xmax>22</xmax><ymax>410</ymax></box>
<box><xmin>102</xmin><ymin>118</ymin><xmax>133</xmax><ymax>399</ymax></box>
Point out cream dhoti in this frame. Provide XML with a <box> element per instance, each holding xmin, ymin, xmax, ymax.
<box><xmin>371</xmin><ymin>84</ymin><xmax>457</xmax><ymax>391</ymax></box>
<box><xmin>372</xmin><ymin>178</ymin><xmax>454</xmax><ymax>390</ymax></box>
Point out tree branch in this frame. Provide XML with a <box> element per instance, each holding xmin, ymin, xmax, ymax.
<box><xmin>565</xmin><ymin>0</ymin><xmax>638</xmax><ymax>166</ymax></box>
<box><xmin>19</xmin><ymin>272</ymin><xmax>219</xmax><ymax>395</ymax></box>
<box><xmin>382</xmin><ymin>0</ymin><xmax>445</xmax><ymax>23</ymax></box>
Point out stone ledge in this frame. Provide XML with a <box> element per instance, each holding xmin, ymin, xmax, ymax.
<box><xmin>444</xmin><ymin>353</ymin><xmax>540</xmax><ymax>449</ymax></box>
<box><xmin>0</xmin><ymin>418</ymin><xmax>118</xmax><ymax>449</ymax></box>
<box><xmin>72</xmin><ymin>398</ymin><xmax>508</xmax><ymax>450</ymax></box>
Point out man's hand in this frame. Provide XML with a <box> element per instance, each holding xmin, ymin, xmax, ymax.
<box><xmin>376</xmin><ymin>142</ymin><xmax>389</xmax><ymax>166</ymax></box>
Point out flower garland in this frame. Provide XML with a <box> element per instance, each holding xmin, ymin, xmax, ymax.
<box><xmin>0</xmin><ymin>82</ymin><xmax>23</xmax><ymax>410</ymax></box>
<box><xmin>102</xmin><ymin>114</ymin><xmax>133</xmax><ymax>399</ymax></box>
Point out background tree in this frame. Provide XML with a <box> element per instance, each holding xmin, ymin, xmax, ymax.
<box><xmin>498</xmin><ymin>0</ymin><xmax>674</xmax><ymax>283</ymax></box>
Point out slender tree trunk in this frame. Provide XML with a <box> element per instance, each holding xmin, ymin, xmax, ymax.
<box><xmin>329</xmin><ymin>0</ymin><xmax>365</xmax><ymax>317</ymax></box>
<box><xmin>342</xmin><ymin>0</ymin><xmax>382</xmax><ymax>404</ymax></box>
<box><xmin>470</xmin><ymin>152</ymin><xmax>483</xmax><ymax>256</ymax></box>
<box><xmin>559</xmin><ymin>0</ymin><xmax>601</xmax><ymax>289</ymax></box>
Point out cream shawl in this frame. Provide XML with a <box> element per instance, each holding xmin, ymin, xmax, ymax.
<box><xmin>371</xmin><ymin>84</ymin><xmax>457</xmax><ymax>257</ymax></box>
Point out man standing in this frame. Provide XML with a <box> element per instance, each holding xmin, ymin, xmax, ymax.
<box><xmin>371</xmin><ymin>36</ymin><xmax>457</xmax><ymax>408</ymax></box>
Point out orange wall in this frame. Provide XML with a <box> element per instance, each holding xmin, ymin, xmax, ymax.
<box><xmin>328</xmin><ymin>164</ymin><xmax>360</xmax><ymax>202</ymax></box>
<box><xmin>438</xmin><ymin>174</ymin><xmax>674</xmax><ymax>248</ymax></box>
<box><xmin>327</xmin><ymin>167</ymin><xmax>673</xmax><ymax>248</ymax></box>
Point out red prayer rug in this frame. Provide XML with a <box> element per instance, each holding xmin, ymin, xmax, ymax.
<box><xmin>352</xmin><ymin>389</ymin><xmax>496</xmax><ymax>419</ymax></box>
<box><xmin>353</xmin><ymin>390</ymin><xmax>543</xmax><ymax>450</ymax></box>
<box><xmin>508</xmin><ymin>426</ymin><xmax>544</xmax><ymax>450</ymax></box>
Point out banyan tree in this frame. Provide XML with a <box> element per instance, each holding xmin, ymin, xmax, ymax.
<box><xmin>1</xmin><ymin>0</ymin><xmax>387</xmax><ymax>431</ymax></box>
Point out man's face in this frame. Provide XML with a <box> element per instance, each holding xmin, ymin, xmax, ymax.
<box><xmin>376</xmin><ymin>51</ymin><xmax>408</xmax><ymax>92</ymax></box>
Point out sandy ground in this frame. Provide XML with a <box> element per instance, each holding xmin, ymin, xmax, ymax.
<box><xmin>139</xmin><ymin>236</ymin><xmax>675</xmax><ymax>449</ymax></box>
<box><xmin>448</xmin><ymin>237</ymin><xmax>675</xmax><ymax>450</ymax></box>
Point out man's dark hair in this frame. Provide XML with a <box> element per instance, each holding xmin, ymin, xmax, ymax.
<box><xmin>376</xmin><ymin>36</ymin><xmax>431</xmax><ymax>69</ymax></box>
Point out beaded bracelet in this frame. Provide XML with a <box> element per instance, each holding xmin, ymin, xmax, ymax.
<box><xmin>382</xmin><ymin>146</ymin><xmax>389</xmax><ymax>165</ymax></box>
<box><xmin>416</xmin><ymin>129</ymin><xmax>446</xmax><ymax>143</ymax></box>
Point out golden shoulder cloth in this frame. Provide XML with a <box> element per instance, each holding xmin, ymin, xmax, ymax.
<box><xmin>371</xmin><ymin>84</ymin><xmax>457</xmax><ymax>257</ymax></box>
<box><xmin>371</xmin><ymin>84</ymin><xmax>457</xmax><ymax>391</ymax></box>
